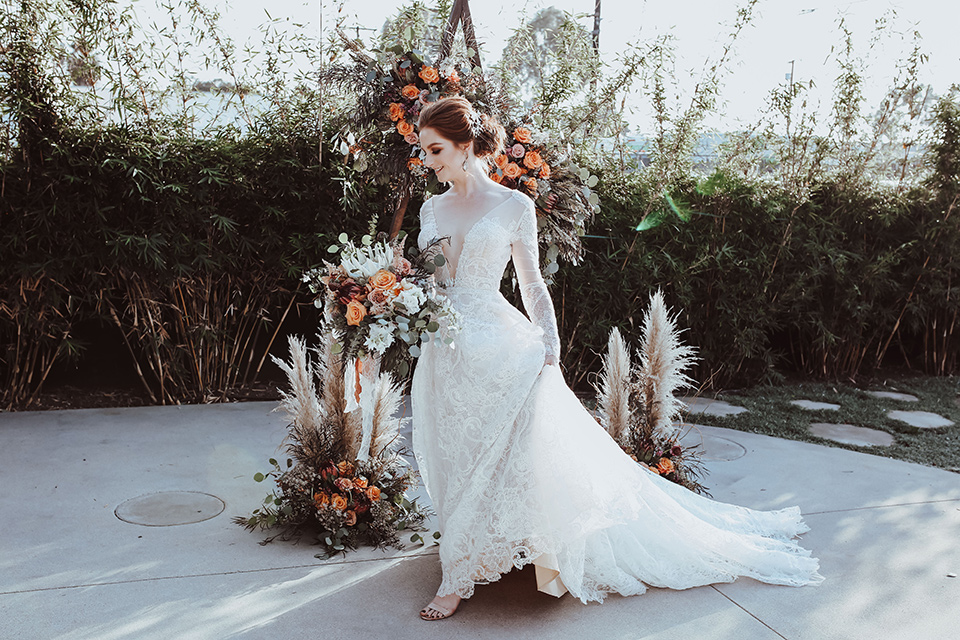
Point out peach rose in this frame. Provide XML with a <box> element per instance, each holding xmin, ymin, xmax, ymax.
<box><xmin>313</xmin><ymin>492</ymin><xmax>330</xmax><ymax>507</ymax></box>
<box><xmin>447</xmin><ymin>70</ymin><xmax>460</xmax><ymax>84</ymax></box>
<box><xmin>539</xmin><ymin>162</ymin><xmax>551</xmax><ymax>179</ymax></box>
<box><xmin>344</xmin><ymin>509</ymin><xmax>357</xmax><ymax>526</ymax></box>
<box><xmin>401</xmin><ymin>84</ymin><xmax>420</xmax><ymax>99</ymax></box>
<box><xmin>335</xmin><ymin>477</ymin><xmax>354</xmax><ymax>491</ymax></box>
<box><xmin>526</xmin><ymin>177</ymin><xmax>538</xmax><ymax>193</ymax></box>
<box><xmin>330</xmin><ymin>493</ymin><xmax>348</xmax><ymax>510</ymax></box>
<box><xmin>404</xmin><ymin>132</ymin><xmax>419</xmax><ymax>145</ymax></box>
<box><xmin>657</xmin><ymin>457</ymin><xmax>675</xmax><ymax>475</ymax></box>
<box><xmin>418</xmin><ymin>66</ymin><xmax>440</xmax><ymax>83</ymax></box>
<box><xmin>523</xmin><ymin>149</ymin><xmax>543</xmax><ymax>170</ymax></box>
<box><xmin>336</xmin><ymin>460</ymin><xmax>355</xmax><ymax>476</ymax></box>
<box><xmin>494</xmin><ymin>154</ymin><xmax>509</xmax><ymax>169</ymax></box>
<box><xmin>345</xmin><ymin>300</ymin><xmax>366</xmax><ymax>326</ymax></box>
<box><xmin>407</xmin><ymin>157</ymin><xmax>423</xmax><ymax>170</ymax></box>
<box><xmin>369</xmin><ymin>269</ymin><xmax>398</xmax><ymax>291</ymax></box>
<box><xmin>503</xmin><ymin>162</ymin><xmax>523</xmax><ymax>179</ymax></box>
<box><xmin>388</xmin><ymin>102</ymin><xmax>404</xmax><ymax>122</ymax></box>
<box><xmin>353</xmin><ymin>477</ymin><xmax>368</xmax><ymax>489</ymax></box>
<box><xmin>396</xmin><ymin>120</ymin><xmax>414</xmax><ymax>136</ymax></box>
<box><xmin>365</xmin><ymin>486</ymin><xmax>381</xmax><ymax>501</ymax></box>
<box><xmin>489</xmin><ymin>171</ymin><xmax>503</xmax><ymax>184</ymax></box>
<box><xmin>513</xmin><ymin>127</ymin><xmax>533</xmax><ymax>144</ymax></box>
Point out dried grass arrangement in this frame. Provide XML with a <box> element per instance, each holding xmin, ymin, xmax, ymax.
<box><xmin>234</xmin><ymin>333</ymin><xmax>429</xmax><ymax>556</ymax></box>
<box><xmin>595</xmin><ymin>290</ymin><xmax>709</xmax><ymax>495</ymax></box>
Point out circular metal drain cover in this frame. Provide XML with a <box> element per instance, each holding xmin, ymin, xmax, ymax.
<box><xmin>115</xmin><ymin>491</ymin><xmax>225</xmax><ymax>526</ymax></box>
<box><xmin>699</xmin><ymin>433</ymin><xmax>747</xmax><ymax>461</ymax></box>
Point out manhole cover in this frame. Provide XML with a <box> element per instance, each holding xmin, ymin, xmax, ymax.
<box><xmin>678</xmin><ymin>426</ymin><xmax>747</xmax><ymax>461</ymax></box>
<box><xmin>115</xmin><ymin>491</ymin><xmax>225</xmax><ymax>526</ymax></box>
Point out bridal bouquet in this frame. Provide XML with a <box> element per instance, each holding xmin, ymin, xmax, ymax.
<box><xmin>302</xmin><ymin>232</ymin><xmax>460</xmax><ymax>378</ymax></box>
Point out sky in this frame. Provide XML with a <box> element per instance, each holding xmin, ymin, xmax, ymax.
<box><xmin>128</xmin><ymin>0</ymin><xmax>960</xmax><ymax>132</ymax></box>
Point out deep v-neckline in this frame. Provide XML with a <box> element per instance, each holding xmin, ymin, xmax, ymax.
<box><xmin>429</xmin><ymin>192</ymin><xmax>516</xmax><ymax>282</ymax></box>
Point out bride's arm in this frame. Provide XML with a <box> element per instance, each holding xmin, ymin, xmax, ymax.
<box><xmin>511</xmin><ymin>198</ymin><xmax>561</xmax><ymax>367</ymax></box>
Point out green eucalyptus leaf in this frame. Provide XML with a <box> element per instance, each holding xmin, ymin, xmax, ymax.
<box><xmin>426</xmin><ymin>321</ymin><xmax>439</xmax><ymax>332</ymax></box>
<box><xmin>433</xmin><ymin>254</ymin><xmax>446</xmax><ymax>266</ymax></box>
<box><xmin>338</xmin><ymin>232</ymin><xmax>349</xmax><ymax>243</ymax></box>
<box><xmin>327</xmin><ymin>244</ymin><xmax>340</xmax><ymax>253</ymax></box>
<box><xmin>254</xmin><ymin>472</ymin><xmax>265</xmax><ymax>482</ymax></box>
<box><xmin>409</xmin><ymin>344</ymin><xmax>421</xmax><ymax>357</ymax></box>
<box><xmin>587</xmin><ymin>174</ymin><xmax>599</xmax><ymax>187</ymax></box>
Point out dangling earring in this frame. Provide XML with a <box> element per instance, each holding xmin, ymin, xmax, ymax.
<box><xmin>461</xmin><ymin>151</ymin><xmax>468</xmax><ymax>172</ymax></box>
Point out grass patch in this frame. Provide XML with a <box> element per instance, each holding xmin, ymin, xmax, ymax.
<box><xmin>688</xmin><ymin>375</ymin><xmax>960</xmax><ymax>472</ymax></box>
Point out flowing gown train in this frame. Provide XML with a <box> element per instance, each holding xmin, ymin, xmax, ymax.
<box><xmin>411</xmin><ymin>190</ymin><xmax>823</xmax><ymax>603</ymax></box>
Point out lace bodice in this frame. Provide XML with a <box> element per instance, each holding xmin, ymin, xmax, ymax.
<box><xmin>417</xmin><ymin>190</ymin><xmax>561</xmax><ymax>358</ymax></box>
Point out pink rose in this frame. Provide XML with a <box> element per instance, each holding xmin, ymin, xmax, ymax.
<box><xmin>510</xmin><ymin>143</ymin><xmax>525</xmax><ymax>159</ymax></box>
<box><xmin>404</xmin><ymin>132</ymin><xmax>419</xmax><ymax>145</ymax></box>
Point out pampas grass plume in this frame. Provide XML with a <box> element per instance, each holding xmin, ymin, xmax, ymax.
<box><xmin>597</xmin><ymin>327</ymin><xmax>633</xmax><ymax>447</ymax></box>
<box><xmin>638</xmin><ymin>289</ymin><xmax>697</xmax><ymax>440</ymax></box>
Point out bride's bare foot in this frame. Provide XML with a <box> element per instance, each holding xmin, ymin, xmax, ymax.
<box><xmin>419</xmin><ymin>593</ymin><xmax>462</xmax><ymax>621</ymax></box>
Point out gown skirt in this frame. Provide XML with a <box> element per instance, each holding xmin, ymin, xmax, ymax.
<box><xmin>410</xmin><ymin>284</ymin><xmax>824</xmax><ymax>604</ymax></box>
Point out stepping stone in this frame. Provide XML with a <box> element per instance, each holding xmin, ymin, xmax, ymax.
<box><xmin>808</xmin><ymin>423</ymin><xmax>895</xmax><ymax>447</ymax></box>
<box><xmin>867</xmin><ymin>390</ymin><xmax>919</xmax><ymax>402</ymax></box>
<box><xmin>679</xmin><ymin>396</ymin><xmax>748</xmax><ymax>417</ymax></box>
<box><xmin>887</xmin><ymin>410</ymin><xmax>954</xmax><ymax>431</ymax></box>
<box><xmin>115</xmin><ymin>491</ymin><xmax>225</xmax><ymax>527</ymax></box>
<box><xmin>791</xmin><ymin>399</ymin><xmax>841</xmax><ymax>411</ymax></box>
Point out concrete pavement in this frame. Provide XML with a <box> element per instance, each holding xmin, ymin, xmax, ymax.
<box><xmin>1</xmin><ymin>401</ymin><xmax>959</xmax><ymax>640</ymax></box>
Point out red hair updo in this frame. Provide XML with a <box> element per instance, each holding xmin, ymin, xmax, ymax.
<box><xmin>417</xmin><ymin>96</ymin><xmax>506</xmax><ymax>159</ymax></box>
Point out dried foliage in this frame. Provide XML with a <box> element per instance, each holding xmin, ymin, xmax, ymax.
<box><xmin>238</xmin><ymin>329</ymin><xmax>428</xmax><ymax>555</ymax></box>
<box><xmin>595</xmin><ymin>293</ymin><xmax>706</xmax><ymax>495</ymax></box>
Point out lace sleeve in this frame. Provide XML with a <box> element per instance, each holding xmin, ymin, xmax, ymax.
<box><xmin>511</xmin><ymin>197</ymin><xmax>561</xmax><ymax>360</ymax></box>
<box><xmin>417</xmin><ymin>198</ymin><xmax>436</xmax><ymax>251</ymax></box>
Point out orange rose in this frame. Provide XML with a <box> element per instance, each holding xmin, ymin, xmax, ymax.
<box><xmin>489</xmin><ymin>171</ymin><xmax>503</xmax><ymax>184</ymax></box>
<box><xmin>407</xmin><ymin>157</ymin><xmax>423</xmax><ymax>170</ymax></box>
<box><xmin>503</xmin><ymin>162</ymin><xmax>523</xmax><ymax>179</ymax></box>
<box><xmin>513</xmin><ymin>127</ymin><xmax>533</xmax><ymax>144</ymax></box>
<box><xmin>539</xmin><ymin>162</ymin><xmax>551</xmax><ymax>179</ymax></box>
<box><xmin>353</xmin><ymin>477</ymin><xmax>368</xmax><ymax>489</ymax></box>
<box><xmin>336</xmin><ymin>461</ymin><xmax>355</xmax><ymax>476</ymax></box>
<box><xmin>523</xmin><ymin>149</ymin><xmax>543</xmax><ymax>170</ymax></box>
<box><xmin>494</xmin><ymin>154</ymin><xmax>509</xmax><ymax>169</ymax></box>
<box><xmin>313</xmin><ymin>492</ymin><xmax>330</xmax><ymax>507</ymax></box>
<box><xmin>388</xmin><ymin>102</ymin><xmax>404</xmax><ymax>122</ymax></box>
<box><xmin>365</xmin><ymin>486</ymin><xmax>381</xmax><ymax>501</ymax></box>
<box><xmin>647</xmin><ymin>464</ymin><xmax>661</xmax><ymax>474</ymax></box>
<box><xmin>396</xmin><ymin>120</ymin><xmax>414</xmax><ymax>136</ymax></box>
<box><xmin>344</xmin><ymin>510</ymin><xmax>358</xmax><ymax>526</ymax></box>
<box><xmin>345</xmin><ymin>300</ymin><xmax>366</xmax><ymax>326</ymax></box>
<box><xmin>330</xmin><ymin>493</ymin><xmax>348</xmax><ymax>510</ymax></box>
<box><xmin>656</xmin><ymin>457</ymin><xmax>675</xmax><ymax>475</ymax></box>
<box><xmin>368</xmin><ymin>269</ymin><xmax>398</xmax><ymax>291</ymax></box>
<box><xmin>401</xmin><ymin>84</ymin><xmax>420</xmax><ymax>100</ymax></box>
<box><xmin>418</xmin><ymin>66</ymin><xmax>440</xmax><ymax>83</ymax></box>
<box><xmin>526</xmin><ymin>177</ymin><xmax>538</xmax><ymax>193</ymax></box>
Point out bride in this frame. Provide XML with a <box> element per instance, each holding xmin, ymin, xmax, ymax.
<box><xmin>410</xmin><ymin>96</ymin><xmax>823</xmax><ymax>621</ymax></box>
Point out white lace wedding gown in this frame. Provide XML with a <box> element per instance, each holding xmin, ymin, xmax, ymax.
<box><xmin>411</xmin><ymin>190</ymin><xmax>823</xmax><ymax>604</ymax></box>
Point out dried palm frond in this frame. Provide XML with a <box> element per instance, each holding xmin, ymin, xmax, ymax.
<box><xmin>272</xmin><ymin>335</ymin><xmax>328</xmax><ymax>467</ymax></box>
<box><xmin>316</xmin><ymin>331</ymin><xmax>361</xmax><ymax>461</ymax></box>
<box><xmin>368</xmin><ymin>371</ymin><xmax>404</xmax><ymax>461</ymax></box>
<box><xmin>596</xmin><ymin>327</ymin><xmax>633</xmax><ymax>447</ymax></box>
<box><xmin>637</xmin><ymin>289</ymin><xmax>697</xmax><ymax>442</ymax></box>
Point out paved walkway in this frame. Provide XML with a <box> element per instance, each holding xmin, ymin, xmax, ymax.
<box><xmin>1</xmin><ymin>401</ymin><xmax>959</xmax><ymax>640</ymax></box>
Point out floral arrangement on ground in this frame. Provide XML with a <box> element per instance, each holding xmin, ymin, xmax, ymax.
<box><xmin>595</xmin><ymin>290</ymin><xmax>710</xmax><ymax>495</ymax></box>
<box><xmin>234</xmin><ymin>334</ymin><xmax>432</xmax><ymax>556</ymax></box>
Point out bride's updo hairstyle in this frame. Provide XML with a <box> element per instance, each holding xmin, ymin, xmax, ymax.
<box><xmin>418</xmin><ymin>96</ymin><xmax>506</xmax><ymax>160</ymax></box>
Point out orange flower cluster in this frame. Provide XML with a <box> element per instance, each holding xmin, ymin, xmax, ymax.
<box><xmin>488</xmin><ymin>125</ymin><xmax>553</xmax><ymax>198</ymax></box>
<box><xmin>312</xmin><ymin>460</ymin><xmax>384</xmax><ymax>529</ymax></box>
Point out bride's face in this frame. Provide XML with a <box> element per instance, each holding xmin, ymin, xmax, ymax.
<box><xmin>419</xmin><ymin>127</ymin><xmax>468</xmax><ymax>182</ymax></box>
